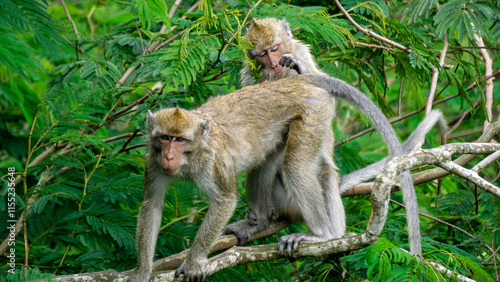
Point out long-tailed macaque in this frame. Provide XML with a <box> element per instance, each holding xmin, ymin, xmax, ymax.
<box><xmin>226</xmin><ymin>18</ymin><xmax>445</xmax><ymax>258</ymax></box>
<box><xmin>132</xmin><ymin>73</ymin><xmax>443</xmax><ymax>281</ymax></box>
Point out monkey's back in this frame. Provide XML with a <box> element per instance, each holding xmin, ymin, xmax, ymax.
<box><xmin>194</xmin><ymin>75</ymin><xmax>333</xmax><ymax>173</ymax></box>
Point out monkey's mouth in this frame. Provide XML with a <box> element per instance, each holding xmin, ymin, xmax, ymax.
<box><xmin>273</xmin><ymin>69</ymin><xmax>284</xmax><ymax>77</ymax></box>
<box><xmin>162</xmin><ymin>167</ymin><xmax>180</xmax><ymax>175</ymax></box>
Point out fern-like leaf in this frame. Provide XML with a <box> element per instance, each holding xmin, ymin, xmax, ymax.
<box><xmin>434</xmin><ymin>0</ymin><xmax>493</xmax><ymax>42</ymax></box>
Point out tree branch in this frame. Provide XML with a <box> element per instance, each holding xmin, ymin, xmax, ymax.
<box><xmin>333</xmin><ymin>0</ymin><xmax>410</xmax><ymax>53</ymax></box>
<box><xmin>474</xmin><ymin>34</ymin><xmax>494</xmax><ymax>130</ymax></box>
<box><xmin>55</xmin><ymin>144</ymin><xmax>500</xmax><ymax>281</ymax></box>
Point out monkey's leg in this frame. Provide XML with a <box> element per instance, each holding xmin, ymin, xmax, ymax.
<box><xmin>318</xmin><ymin>156</ymin><xmax>345</xmax><ymax>238</ymax></box>
<box><xmin>132</xmin><ymin>168</ymin><xmax>170</xmax><ymax>282</ymax></box>
<box><xmin>279</xmin><ymin>120</ymin><xmax>340</xmax><ymax>256</ymax></box>
<box><xmin>224</xmin><ymin>149</ymin><xmax>285</xmax><ymax>245</ymax></box>
<box><xmin>176</xmin><ymin>193</ymin><xmax>238</xmax><ymax>280</ymax></box>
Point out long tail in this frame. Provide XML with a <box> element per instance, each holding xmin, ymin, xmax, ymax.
<box><xmin>307</xmin><ymin>73</ymin><xmax>425</xmax><ymax>255</ymax></box>
<box><xmin>340</xmin><ymin>110</ymin><xmax>446</xmax><ymax>193</ymax></box>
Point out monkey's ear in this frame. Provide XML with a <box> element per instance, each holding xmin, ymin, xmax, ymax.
<box><xmin>251</xmin><ymin>18</ymin><xmax>262</xmax><ymax>30</ymax></box>
<box><xmin>281</xmin><ymin>18</ymin><xmax>292</xmax><ymax>37</ymax></box>
<box><xmin>200</xmin><ymin>119</ymin><xmax>210</xmax><ymax>136</ymax></box>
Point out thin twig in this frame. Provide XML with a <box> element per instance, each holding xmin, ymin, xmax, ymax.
<box><xmin>60</xmin><ymin>0</ymin><xmax>79</xmax><ymax>40</ymax></box>
<box><xmin>60</xmin><ymin>0</ymin><xmax>85</xmax><ymax>56</ymax></box>
<box><xmin>390</xmin><ymin>199</ymin><xmax>475</xmax><ymax>238</ymax></box>
<box><xmin>333</xmin><ymin>0</ymin><xmax>410</xmax><ymax>53</ymax></box>
<box><xmin>119</xmin><ymin>129</ymin><xmax>140</xmax><ymax>153</ymax></box>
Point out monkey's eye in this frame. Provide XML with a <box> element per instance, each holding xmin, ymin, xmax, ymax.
<box><xmin>269</xmin><ymin>44</ymin><xmax>279</xmax><ymax>52</ymax></box>
<box><xmin>160</xmin><ymin>135</ymin><xmax>189</xmax><ymax>142</ymax></box>
<box><xmin>257</xmin><ymin>51</ymin><xmax>267</xmax><ymax>57</ymax></box>
<box><xmin>160</xmin><ymin>135</ymin><xmax>171</xmax><ymax>141</ymax></box>
<box><xmin>183</xmin><ymin>151</ymin><xmax>192</xmax><ymax>155</ymax></box>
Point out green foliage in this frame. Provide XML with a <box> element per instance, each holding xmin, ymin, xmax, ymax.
<box><xmin>0</xmin><ymin>0</ymin><xmax>60</xmax><ymax>81</ymax></box>
<box><xmin>434</xmin><ymin>0</ymin><xmax>494</xmax><ymax>41</ymax></box>
<box><xmin>344</xmin><ymin>238</ymin><xmax>492</xmax><ymax>281</ymax></box>
<box><xmin>134</xmin><ymin>0</ymin><xmax>171</xmax><ymax>31</ymax></box>
<box><xmin>258</xmin><ymin>4</ymin><xmax>352</xmax><ymax>52</ymax></box>
<box><xmin>492</xmin><ymin>14</ymin><xmax>500</xmax><ymax>43</ymax></box>
<box><xmin>0</xmin><ymin>0</ymin><xmax>499</xmax><ymax>280</ymax></box>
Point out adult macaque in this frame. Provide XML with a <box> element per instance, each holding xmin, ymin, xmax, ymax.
<box><xmin>132</xmin><ymin>73</ymin><xmax>442</xmax><ymax>281</ymax></box>
<box><xmin>230</xmin><ymin>17</ymin><xmax>445</xmax><ymax>257</ymax></box>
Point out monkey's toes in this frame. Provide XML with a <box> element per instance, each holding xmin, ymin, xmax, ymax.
<box><xmin>278</xmin><ymin>233</ymin><xmax>306</xmax><ymax>256</ymax></box>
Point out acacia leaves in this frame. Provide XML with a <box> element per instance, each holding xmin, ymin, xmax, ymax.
<box><xmin>434</xmin><ymin>0</ymin><xmax>493</xmax><ymax>41</ymax></box>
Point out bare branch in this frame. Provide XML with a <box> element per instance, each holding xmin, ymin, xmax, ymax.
<box><xmin>474</xmin><ymin>34</ymin><xmax>494</xmax><ymax>130</ymax></box>
<box><xmin>437</xmin><ymin>161</ymin><xmax>500</xmax><ymax>197</ymax></box>
<box><xmin>60</xmin><ymin>0</ymin><xmax>85</xmax><ymax>56</ymax></box>
<box><xmin>168</xmin><ymin>0</ymin><xmax>182</xmax><ymax>18</ymax></box>
<box><xmin>333</xmin><ymin>0</ymin><xmax>410</xmax><ymax>53</ymax></box>
<box><xmin>412</xmin><ymin>121</ymin><xmax>500</xmax><ymax>184</ymax></box>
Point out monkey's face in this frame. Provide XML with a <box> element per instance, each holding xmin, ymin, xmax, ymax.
<box><xmin>156</xmin><ymin>134</ymin><xmax>190</xmax><ymax>176</ymax></box>
<box><xmin>254</xmin><ymin>42</ymin><xmax>285</xmax><ymax>78</ymax></box>
<box><xmin>147</xmin><ymin>108</ymin><xmax>197</xmax><ymax>176</ymax></box>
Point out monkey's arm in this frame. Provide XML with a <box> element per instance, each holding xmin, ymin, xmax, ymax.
<box><xmin>280</xmin><ymin>54</ymin><xmax>311</xmax><ymax>74</ymax></box>
<box><xmin>132</xmin><ymin>167</ymin><xmax>170</xmax><ymax>282</ymax></box>
<box><xmin>175</xmin><ymin>160</ymin><xmax>238</xmax><ymax>281</ymax></box>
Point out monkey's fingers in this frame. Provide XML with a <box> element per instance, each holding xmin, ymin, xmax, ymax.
<box><xmin>279</xmin><ymin>54</ymin><xmax>297</xmax><ymax>70</ymax></box>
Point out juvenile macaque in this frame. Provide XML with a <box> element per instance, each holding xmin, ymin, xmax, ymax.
<box><xmin>132</xmin><ymin>73</ymin><xmax>442</xmax><ymax>281</ymax></box>
<box><xmin>240</xmin><ymin>18</ymin><xmax>322</xmax><ymax>86</ymax></box>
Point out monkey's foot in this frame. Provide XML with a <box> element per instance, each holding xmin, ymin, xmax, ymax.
<box><xmin>278</xmin><ymin>233</ymin><xmax>329</xmax><ymax>256</ymax></box>
<box><xmin>175</xmin><ymin>258</ymin><xmax>207</xmax><ymax>282</ymax></box>
<box><xmin>130</xmin><ymin>268</ymin><xmax>151</xmax><ymax>282</ymax></box>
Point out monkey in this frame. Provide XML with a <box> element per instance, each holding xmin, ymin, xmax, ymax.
<box><xmin>226</xmin><ymin>17</ymin><xmax>445</xmax><ymax>257</ymax></box>
<box><xmin>228</xmin><ymin>17</ymin><xmax>342</xmax><ymax>252</ymax></box>
<box><xmin>240</xmin><ymin>18</ymin><xmax>321</xmax><ymax>87</ymax></box>
<box><xmin>132</xmin><ymin>73</ymin><xmax>444</xmax><ymax>281</ymax></box>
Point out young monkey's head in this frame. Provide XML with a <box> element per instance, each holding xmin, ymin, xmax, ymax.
<box><xmin>245</xmin><ymin>18</ymin><xmax>294</xmax><ymax>79</ymax></box>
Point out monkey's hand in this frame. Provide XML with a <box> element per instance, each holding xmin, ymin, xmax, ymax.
<box><xmin>175</xmin><ymin>258</ymin><xmax>207</xmax><ymax>282</ymax></box>
<box><xmin>279</xmin><ymin>54</ymin><xmax>310</xmax><ymax>74</ymax></box>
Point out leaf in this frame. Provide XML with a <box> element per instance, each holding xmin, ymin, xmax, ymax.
<box><xmin>434</xmin><ymin>0</ymin><xmax>493</xmax><ymax>41</ymax></box>
<box><xmin>402</xmin><ymin>0</ymin><xmax>438</xmax><ymax>24</ymax></box>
